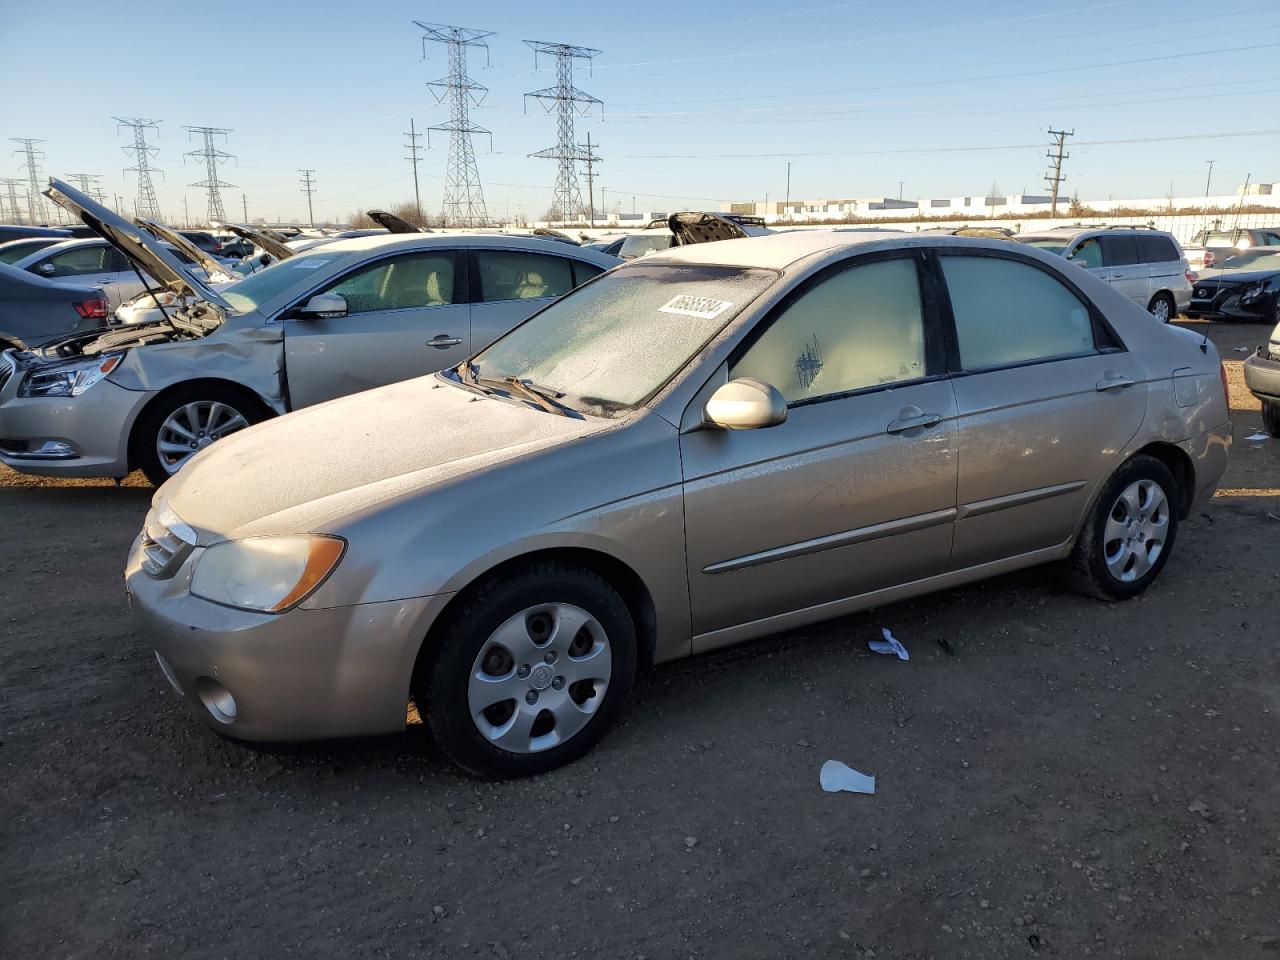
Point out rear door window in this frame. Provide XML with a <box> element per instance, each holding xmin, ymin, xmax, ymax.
<box><xmin>1100</xmin><ymin>235</ymin><xmax>1141</xmax><ymax>267</ymax></box>
<box><xmin>1137</xmin><ymin>235</ymin><xmax>1179</xmax><ymax>263</ymax></box>
<box><xmin>474</xmin><ymin>250</ymin><xmax>574</xmax><ymax>302</ymax></box>
<box><xmin>941</xmin><ymin>255</ymin><xmax>1098</xmax><ymax>370</ymax></box>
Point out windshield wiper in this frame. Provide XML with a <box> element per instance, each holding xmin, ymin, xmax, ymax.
<box><xmin>454</xmin><ymin>361</ymin><xmax>574</xmax><ymax>417</ymax></box>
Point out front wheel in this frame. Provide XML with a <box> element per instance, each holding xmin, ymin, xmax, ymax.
<box><xmin>1147</xmin><ymin>292</ymin><xmax>1175</xmax><ymax>323</ymax></box>
<box><xmin>133</xmin><ymin>384</ymin><xmax>263</xmax><ymax>486</ymax></box>
<box><xmin>1068</xmin><ymin>455</ymin><xmax>1180</xmax><ymax>601</ymax></box>
<box><xmin>420</xmin><ymin>563</ymin><xmax>637</xmax><ymax>778</ymax></box>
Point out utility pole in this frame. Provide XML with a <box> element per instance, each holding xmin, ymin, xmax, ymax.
<box><xmin>242</xmin><ymin>193</ymin><xmax>248</xmax><ymax>221</ymax></box>
<box><xmin>11</xmin><ymin>138</ymin><xmax>47</xmax><ymax>223</ymax></box>
<box><xmin>417</xmin><ymin>21</ymin><xmax>494</xmax><ymax>228</ymax></box>
<box><xmin>1204</xmin><ymin>160</ymin><xmax>1215</xmax><ymax>198</ymax></box>
<box><xmin>298</xmin><ymin>169</ymin><xmax>317</xmax><ymax>227</ymax></box>
<box><xmin>582</xmin><ymin>132</ymin><xmax>601</xmax><ymax>227</ymax></box>
<box><xmin>183</xmin><ymin>125</ymin><xmax>236</xmax><ymax>224</ymax></box>
<box><xmin>524</xmin><ymin>39</ymin><xmax>602</xmax><ymax>224</ymax></box>
<box><xmin>115</xmin><ymin>117</ymin><xmax>163</xmax><ymax>219</ymax></box>
<box><xmin>1</xmin><ymin>178</ymin><xmax>26</xmax><ymax>225</ymax></box>
<box><xmin>785</xmin><ymin>161</ymin><xmax>792</xmax><ymax>216</ymax></box>
<box><xmin>1044</xmin><ymin>127</ymin><xmax>1074</xmax><ymax>216</ymax></box>
<box><xmin>897</xmin><ymin>180</ymin><xmax>905</xmax><ymax>200</ymax></box>
<box><xmin>404</xmin><ymin>117</ymin><xmax>424</xmax><ymax>225</ymax></box>
<box><xmin>183</xmin><ymin>195</ymin><xmax>189</xmax><ymax>228</ymax></box>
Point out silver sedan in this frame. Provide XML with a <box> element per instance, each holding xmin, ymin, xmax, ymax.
<box><xmin>126</xmin><ymin>230</ymin><xmax>1231</xmax><ymax>778</ymax></box>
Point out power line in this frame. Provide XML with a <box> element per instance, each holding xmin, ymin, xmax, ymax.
<box><xmin>115</xmin><ymin>117</ymin><xmax>163</xmax><ymax>220</ymax></box>
<box><xmin>524</xmin><ymin>39</ymin><xmax>602</xmax><ymax>223</ymax></box>
<box><xmin>299</xmin><ymin>169</ymin><xmax>317</xmax><ymax>227</ymax></box>
<box><xmin>404</xmin><ymin>118</ymin><xmax>424</xmax><ymax>223</ymax></box>
<box><xmin>11</xmin><ymin>138</ymin><xmax>47</xmax><ymax>224</ymax></box>
<box><xmin>417</xmin><ymin>21</ymin><xmax>494</xmax><ymax>228</ymax></box>
<box><xmin>1044</xmin><ymin>128</ymin><xmax>1074</xmax><ymax>215</ymax></box>
<box><xmin>183</xmin><ymin>125</ymin><xmax>236</xmax><ymax>224</ymax></box>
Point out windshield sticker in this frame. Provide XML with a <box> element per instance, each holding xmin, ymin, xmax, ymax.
<box><xmin>657</xmin><ymin>294</ymin><xmax>734</xmax><ymax>320</ymax></box>
<box><xmin>291</xmin><ymin>259</ymin><xmax>332</xmax><ymax>270</ymax></box>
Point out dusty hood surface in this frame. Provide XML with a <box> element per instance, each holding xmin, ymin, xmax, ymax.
<box><xmin>162</xmin><ymin>375</ymin><xmax>612</xmax><ymax>537</ymax></box>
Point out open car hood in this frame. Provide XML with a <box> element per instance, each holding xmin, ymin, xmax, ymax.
<box><xmin>135</xmin><ymin>218</ymin><xmax>235</xmax><ymax>283</ymax></box>
<box><xmin>668</xmin><ymin>211</ymin><xmax>755</xmax><ymax>246</ymax></box>
<box><xmin>215</xmin><ymin>223</ymin><xmax>295</xmax><ymax>261</ymax></box>
<box><xmin>43</xmin><ymin>178</ymin><xmax>230</xmax><ymax>310</ymax></box>
<box><xmin>532</xmin><ymin>227</ymin><xmax>579</xmax><ymax>245</ymax></box>
<box><xmin>367</xmin><ymin>210</ymin><xmax>427</xmax><ymax>234</ymax></box>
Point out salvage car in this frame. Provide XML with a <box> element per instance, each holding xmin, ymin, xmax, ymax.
<box><xmin>8</xmin><ymin>237</ymin><xmax>153</xmax><ymax>310</ymax></box>
<box><xmin>0</xmin><ymin>179</ymin><xmax>620</xmax><ymax>485</ymax></box>
<box><xmin>122</xmin><ymin>229</ymin><xmax>1232</xmax><ymax>778</ymax></box>
<box><xmin>0</xmin><ymin>262</ymin><xmax>109</xmax><ymax>351</ymax></box>
<box><xmin>1184</xmin><ymin>248</ymin><xmax>1280</xmax><ymax>324</ymax></box>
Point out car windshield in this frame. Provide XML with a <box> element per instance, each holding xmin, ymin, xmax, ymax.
<box><xmin>1216</xmin><ymin>251</ymin><xmax>1280</xmax><ymax>272</ymax></box>
<box><xmin>220</xmin><ymin>248</ymin><xmax>347</xmax><ymax>314</ymax></box>
<box><xmin>463</xmin><ymin>263</ymin><xmax>776</xmax><ymax>417</ymax></box>
<box><xmin>1017</xmin><ymin>238</ymin><xmax>1068</xmax><ymax>255</ymax></box>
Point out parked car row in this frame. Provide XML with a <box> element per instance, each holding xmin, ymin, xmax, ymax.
<box><xmin>0</xmin><ymin>181</ymin><xmax>1239</xmax><ymax>779</ymax></box>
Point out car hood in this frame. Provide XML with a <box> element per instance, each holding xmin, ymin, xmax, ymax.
<box><xmin>135</xmin><ymin>218</ymin><xmax>236</xmax><ymax>283</ymax></box>
<box><xmin>43</xmin><ymin>179</ymin><xmax>231</xmax><ymax>310</ymax></box>
<box><xmin>1195</xmin><ymin>267</ymin><xmax>1280</xmax><ymax>284</ymax></box>
<box><xmin>160</xmin><ymin>375</ymin><xmax>614</xmax><ymax>539</ymax></box>
<box><xmin>668</xmin><ymin>211</ymin><xmax>753</xmax><ymax>246</ymax></box>
<box><xmin>367</xmin><ymin>210</ymin><xmax>425</xmax><ymax>234</ymax></box>
<box><xmin>216</xmin><ymin>223</ymin><xmax>295</xmax><ymax>261</ymax></box>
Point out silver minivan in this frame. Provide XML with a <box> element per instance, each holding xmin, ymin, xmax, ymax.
<box><xmin>1018</xmin><ymin>227</ymin><xmax>1192</xmax><ymax>322</ymax></box>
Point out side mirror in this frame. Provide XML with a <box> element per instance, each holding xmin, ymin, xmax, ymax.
<box><xmin>294</xmin><ymin>292</ymin><xmax>347</xmax><ymax>319</ymax></box>
<box><xmin>38</xmin><ymin>262</ymin><xmax>57</xmax><ymax>276</ymax></box>
<box><xmin>704</xmin><ymin>377</ymin><xmax>787</xmax><ymax>430</ymax></box>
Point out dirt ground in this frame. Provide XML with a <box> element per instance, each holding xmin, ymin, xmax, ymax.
<box><xmin>2</xmin><ymin>321</ymin><xmax>1277</xmax><ymax>959</ymax></box>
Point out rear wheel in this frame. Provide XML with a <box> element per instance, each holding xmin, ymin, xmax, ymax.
<box><xmin>1262</xmin><ymin>401</ymin><xmax>1280</xmax><ymax>439</ymax></box>
<box><xmin>419</xmin><ymin>562</ymin><xmax>636</xmax><ymax>779</ymax></box>
<box><xmin>1068</xmin><ymin>455</ymin><xmax>1180</xmax><ymax>600</ymax></box>
<box><xmin>133</xmin><ymin>384</ymin><xmax>264</xmax><ymax>486</ymax></box>
<box><xmin>1147</xmin><ymin>292</ymin><xmax>1175</xmax><ymax>323</ymax></box>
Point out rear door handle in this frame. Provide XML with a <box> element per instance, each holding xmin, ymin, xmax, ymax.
<box><xmin>886</xmin><ymin>413</ymin><xmax>943</xmax><ymax>434</ymax></box>
<box><xmin>426</xmin><ymin>335</ymin><xmax>463</xmax><ymax>348</ymax></box>
<box><xmin>1096</xmin><ymin>375</ymin><xmax>1136</xmax><ymax>391</ymax></box>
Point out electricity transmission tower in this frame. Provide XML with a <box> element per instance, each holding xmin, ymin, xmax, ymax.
<box><xmin>1044</xmin><ymin>127</ymin><xmax>1074</xmax><ymax>216</ymax></box>
<box><xmin>11</xmin><ymin>138</ymin><xmax>48</xmax><ymax>223</ymax></box>
<box><xmin>416</xmin><ymin>21</ymin><xmax>493</xmax><ymax>228</ymax></box>
<box><xmin>184</xmin><ymin>126</ymin><xmax>236</xmax><ymax>224</ymax></box>
<box><xmin>67</xmin><ymin>173</ymin><xmax>106</xmax><ymax>204</ymax></box>
<box><xmin>1</xmin><ymin>178</ymin><xmax>27</xmax><ymax>224</ymax></box>
<box><xmin>524</xmin><ymin>40</ymin><xmax>602</xmax><ymax>223</ymax></box>
<box><xmin>116</xmin><ymin>117</ymin><xmax>164</xmax><ymax>219</ymax></box>
<box><xmin>404</xmin><ymin>118</ymin><xmax>424</xmax><ymax>224</ymax></box>
<box><xmin>298</xmin><ymin>169</ymin><xmax>317</xmax><ymax>227</ymax></box>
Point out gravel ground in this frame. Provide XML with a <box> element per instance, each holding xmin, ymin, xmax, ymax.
<box><xmin>2</xmin><ymin>321</ymin><xmax>1278</xmax><ymax>959</ymax></box>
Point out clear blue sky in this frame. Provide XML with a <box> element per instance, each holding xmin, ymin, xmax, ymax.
<box><xmin>2</xmin><ymin>0</ymin><xmax>1278</xmax><ymax>224</ymax></box>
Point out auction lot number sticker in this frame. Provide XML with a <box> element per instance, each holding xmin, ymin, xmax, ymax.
<box><xmin>658</xmin><ymin>294</ymin><xmax>734</xmax><ymax>320</ymax></box>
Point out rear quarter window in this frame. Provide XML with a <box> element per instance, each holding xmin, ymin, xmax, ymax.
<box><xmin>1138</xmin><ymin>235</ymin><xmax>1180</xmax><ymax>264</ymax></box>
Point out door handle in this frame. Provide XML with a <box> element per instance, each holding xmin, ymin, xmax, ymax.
<box><xmin>1095</xmin><ymin>374</ymin><xmax>1136</xmax><ymax>391</ymax></box>
<box><xmin>426</xmin><ymin>335</ymin><xmax>462</xmax><ymax>349</ymax></box>
<box><xmin>886</xmin><ymin>413</ymin><xmax>943</xmax><ymax>434</ymax></box>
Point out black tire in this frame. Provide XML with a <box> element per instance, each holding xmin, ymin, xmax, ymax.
<box><xmin>132</xmin><ymin>383</ymin><xmax>265</xmax><ymax>486</ymax></box>
<box><xmin>1147</xmin><ymin>292</ymin><xmax>1176</xmax><ymax>323</ymax></box>
<box><xmin>1068</xmin><ymin>454</ymin><xmax>1180</xmax><ymax>601</ymax></box>
<box><xmin>1262</xmin><ymin>401</ymin><xmax>1280</xmax><ymax>439</ymax></box>
<box><xmin>419</xmin><ymin>562</ymin><xmax>637</xmax><ymax>779</ymax></box>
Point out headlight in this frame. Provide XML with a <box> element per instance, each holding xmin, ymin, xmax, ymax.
<box><xmin>1240</xmin><ymin>281</ymin><xmax>1268</xmax><ymax>303</ymax></box>
<box><xmin>19</xmin><ymin>354</ymin><xmax>123</xmax><ymax>398</ymax></box>
<box><xmin>190</xmin><ymin>535</ymin><xmax>345</xmax><ymax>613</ymax></box>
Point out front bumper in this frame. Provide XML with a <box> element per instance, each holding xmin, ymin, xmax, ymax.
<box><xmin>0</xmin><ymin>378</ymin><xmax>152</xmax><ymax>478</ymax></box>
<box><xmin>1243</xmin><ymin>347</ymin><xmax>1280</xmax><ymax>403</ymax></box>
<box><xmin>125</xmin><ymin>533</ymin><xmax>452</xmax><ymax>741</ymax></box>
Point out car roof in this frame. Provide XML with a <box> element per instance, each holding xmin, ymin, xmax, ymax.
<box><xmin>309</xmin><ymin>232</ymin><xmax>620</xmax><ymax>265</ymax></box>
<box><xmin>647</xmin><ymin>229</ymin><xmax>913</xmax><ymax>270</ymax></box>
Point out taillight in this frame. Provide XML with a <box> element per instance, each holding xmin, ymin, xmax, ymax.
<box><xmin>1203</xmin><ymin>250</ymin><xmax>1216</xmax><ymax>267</ymax></box>
<box><xmin>1185</xmin><ymin>270</ymin><xmax>1197</xmax><ymax>283</ymax></box>
<box><xmin>73</xmin><ymin>298</ymin><xmax>109</xmax><ymax>320</ymax></box>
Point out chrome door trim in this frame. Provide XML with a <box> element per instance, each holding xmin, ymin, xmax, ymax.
<box><xmin>955</xmin><ymin>479</ymin><xmax>1088</xmax><ymax>521</ymax></box>
<box><xmin>702</xmin><ymin>506</ymin><xmax>956</xmax><ymax>575</ymax></box>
